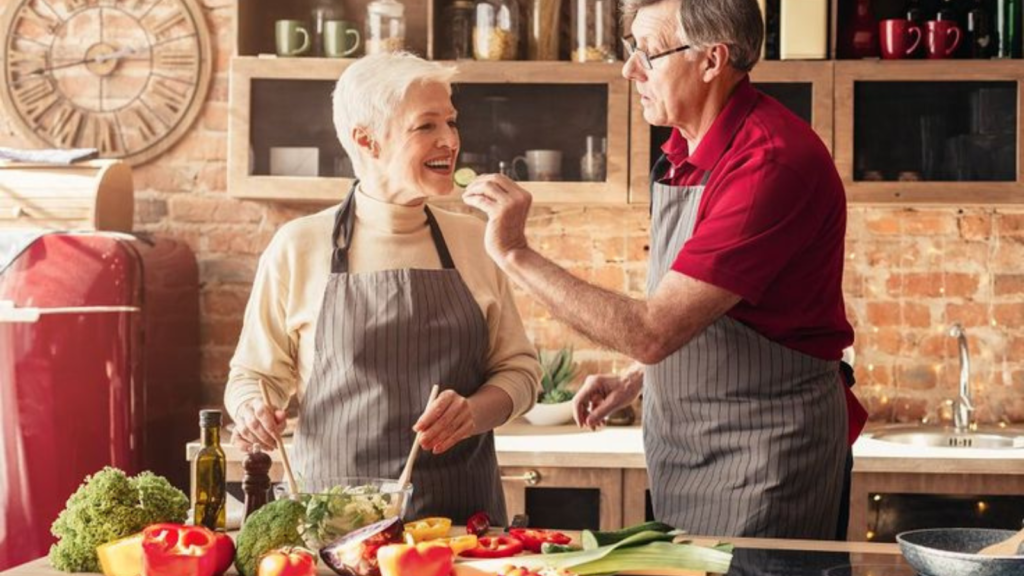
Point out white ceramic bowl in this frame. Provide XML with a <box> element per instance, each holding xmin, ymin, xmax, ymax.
<box><xmin>522</xmin><ymin>400</ymin><xmax>575</xmax><ymax>426</ymax></box>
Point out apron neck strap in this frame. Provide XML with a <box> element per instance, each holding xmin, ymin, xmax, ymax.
<box><xmin>331</xmin><ymin>183</ymin><xmax>456</xmax><ymax>273</ymax></box>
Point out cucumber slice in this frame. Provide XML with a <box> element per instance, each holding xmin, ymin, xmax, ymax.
<box><xmin>454</xmin><ymin>167</ymin><xmax>477</xmax><ymax>187</ymax></box>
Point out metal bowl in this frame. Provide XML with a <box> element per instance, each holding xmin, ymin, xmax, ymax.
<box><xmin>897</xmin><ymin>528</ymin><xmax>1024</xmax><ymax>576</ymax></box>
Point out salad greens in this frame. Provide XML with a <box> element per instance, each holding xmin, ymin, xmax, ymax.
<box><xmin>298</xmin><ymin>484</ymin><xmax>396</xmax><ymax>547</ymax></box>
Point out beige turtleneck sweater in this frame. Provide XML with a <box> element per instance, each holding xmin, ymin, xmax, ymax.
<box><xmin>224</xmin><ymin>188</ymin><xmax>541</xmax><ymax>425</ymax></box>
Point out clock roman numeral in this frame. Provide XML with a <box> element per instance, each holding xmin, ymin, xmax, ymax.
<box><xmin>7</xmin><ymin>48</ymin><xmax>48</xmax><ymax>77</ymax></box>
<box><xmin>156</xmin><ymin>50</ymin><xmax>198</xmax><ymax>70</ymax></box>
<box><xmin>119</xmin><ymin>0</ymin><xmax>150</xmax><ymax>11</ymax></box>
<box><xmin>12</xmin><ymin>80</ymin><xmax>59</xmax><ymax>123</ymax></box>
<box><xmin>18</xmin><ymin>2</ymin><xmax>62</xmax><ymax>34</ymax></box>
<box><xmin>47</xmin><ymin>103</ymin><xmax>84</xmax><ymax>148</ymax></box>
<box><xmin>88</xmin><ymin>116</ymin><xmax>121</xmax><ymax>155</ymax></box>
<box><xmin>151</xmin><ymin>11</ymin><xmax>186</xmax><ymax>40</ymax></box>
<box><xmin>123</xmin><ymin>107</ymin><xmax>158</xmax><ymax>142</ymax></box>
<box><xmin>149</xmin><ymin>78</ymin><xmax>189</xmax><ymax>120</ymax></box>
<box><xmin>64</xmin><ymin>0</ymin><xmax>95</xmax><ymax>11</ymax></box>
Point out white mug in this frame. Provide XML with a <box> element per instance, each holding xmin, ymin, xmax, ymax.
<box><xmin>513</xmin><ymin>150</ymin><xmax>562</xmax><ymax>181</ymax></box>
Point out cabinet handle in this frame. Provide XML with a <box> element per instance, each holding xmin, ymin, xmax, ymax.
<box><xmin>501</xmin><ymin>470</ymin><xmax>541</xmax><ymax>486</ymax></box>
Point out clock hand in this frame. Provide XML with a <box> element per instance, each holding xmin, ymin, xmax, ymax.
<box><xmin>27</xmin><ymin>45</ymin><xmax>143</xmax><ymax>76</ymax></box>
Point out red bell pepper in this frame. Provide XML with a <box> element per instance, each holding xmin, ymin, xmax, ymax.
<box><xmin>465</xmin><ymin>511</ymin><xmax>490</xmax><ymax>537</ymax></box>
<box><xmin>212</xmin><ymin>532</ymin><xmax>235</xmax><ymax>576</ymax></box>
<box><xmin>508</xmin><ymin>528</ymin><xmax>572</xmax><ymax>553</ymax></box>
<box><xmin>459</xmin><ymin>535</ymin><xmax>524</xmax><ymax>559</ymax></box>
<box><xmin>142</xmin><ymin>523</ymin><xmax>218</xmax><ymax>576</ymax></box>
<box><xmin>377</xmin><ymin>542</ymin><xmax>454</xmax><ymax>576</ymax></box>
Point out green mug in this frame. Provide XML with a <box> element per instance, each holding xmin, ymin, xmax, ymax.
<box><xmin>275</xmin><ymin>20</ymin><xmax>310</xmax><ymax>56</ymax></box>
<box><xmin>324</xmin><ymin>20</ymin><xmax>361</xmax><ymax>58</ymax></box>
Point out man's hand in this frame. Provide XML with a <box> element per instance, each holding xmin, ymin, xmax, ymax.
<box><xmin>573</xmin><ymin>369</ymin><xmax>643</xmax><ymax>431</ymax></box>
<box><xmin>413</xmin><ymin>390</ymin><xmax>478</xmax><ymax>454</ymax></box>
<box><xmin>461</xmin><ymin>174</ymin><xmax>532</xmax><ymax>267</ymax></box>
<box><xmin>231</xmin><ymin>399</ymin><xmax>287</xmax><ymax>452</ymax></box>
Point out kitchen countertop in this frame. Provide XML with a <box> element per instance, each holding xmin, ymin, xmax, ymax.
<box><xmin>189</xmin><ymin>420</ymin><xmax>1024</xmax><ymax>475</ymax></box>
<box><xmin>1</xmin><ymin>535</ymin><xmax>906</xmax><ymax>575</ymax></box>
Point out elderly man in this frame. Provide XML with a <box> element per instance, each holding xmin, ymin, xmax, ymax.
<box><xmin>463</xmin><ymin>0</ymin><xmax>865</xmax><ymax>539</ymax></box>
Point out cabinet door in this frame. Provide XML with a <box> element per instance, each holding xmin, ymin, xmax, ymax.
<box><xmin>622</xmin><ymin>468</ymin><xmax>653</xmax><ymax>527</ymax></box>
<box><xmin>500</xmin><ymin>466</ymin><xmax>623</xmax><ymax>531</ymax></box>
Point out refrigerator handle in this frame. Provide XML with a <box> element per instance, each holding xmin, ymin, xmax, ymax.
<box><xmin>0</xmin><ymin>301</ymin><xmax>39</xmax><ymax>323</ymax></box>
<box><xmin>0</xmin><ymin>303</ymin><xmax>139</xmax><ymax>323</ymax></box>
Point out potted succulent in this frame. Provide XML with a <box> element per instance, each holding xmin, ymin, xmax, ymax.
<box><xmin>522</xmin><ymin>347</ymin><xmax>579</xmax><ymax>426</ymax></box>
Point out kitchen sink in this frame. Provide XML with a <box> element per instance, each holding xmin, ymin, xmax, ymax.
<box><xmin>870</xmin><ymin>426</ymin><xmax>1024</xmax><ymax>449</ymax></box>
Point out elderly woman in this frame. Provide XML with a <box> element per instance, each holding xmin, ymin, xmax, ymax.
<box><xmin>224</xmin><ymin>53</ymin><xmax>541</xmax><ymax>523</ymax></box>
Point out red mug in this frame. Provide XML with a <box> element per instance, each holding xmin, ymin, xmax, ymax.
<box><xmin>879</xmin><ymin>19</ymin><xmax>922</xmax><ymax>59</ymax></box>
<box><xmin>925</xmin><ymin>20</ymin><xmax>961</xmax><ymax>59</ymax></box>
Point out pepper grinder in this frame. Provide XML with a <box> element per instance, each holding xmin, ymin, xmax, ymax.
<box><xmin>242</xmin><ymin>446</ymin><xmax>272</xmax><ymax>522</ymax></box>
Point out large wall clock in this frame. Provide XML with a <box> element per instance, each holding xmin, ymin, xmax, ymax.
<box><xmin>0</xmin><ymin>0</ymin><xmax>212</xmax><ymax>166</ymax></box>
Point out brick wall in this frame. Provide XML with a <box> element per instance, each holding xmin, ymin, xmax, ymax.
<box><xmin>2</xmin><ymin>1</ymin><xmax>1021</xmax><ymax>425</ymax></box>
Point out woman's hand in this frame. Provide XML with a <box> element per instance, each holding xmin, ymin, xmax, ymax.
<box><xmin>231</xmin><ymin>399</ymin><xmax>287</xmax><ymax>452</ymax></box>
<box><xmin>573</xmin><ymin>368</ymin><xmax>643</xmax><ymax>431</ymax></box>
<box><xmin>413</xmin><ymin>390</ymin><xmax>478</xmax><ymax>454</ymax></box>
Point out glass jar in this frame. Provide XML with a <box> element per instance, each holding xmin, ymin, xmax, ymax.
<box><xmin>579</xmin><ymin>135</ymin><xmax>606</xmax><ymax>182</ymax></box>
<box><xmin>571</xmin><ymin>0</ymin><xmax>616</xmax><ymax>62</ymax></box>
<box><xmin>365</xmin><ymin>0</ymin><xmax>406</xmax><ymax>54</ymax></box>
<box><xmin>444</xmin><ymin>0</ymin><xmax>475</xmax><ymax>59</ymax></box>
<box><xmin>474</xmin><ymin>0</ymin><xmax>520</xmax><ymax>60</ymax></box>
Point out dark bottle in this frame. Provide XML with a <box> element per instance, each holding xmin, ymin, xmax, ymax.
<box><xmin>997</xmin><ymin>0</ymin><xmax>1022</xmax><ymax>58</ymax></box>
<box><xmin>242</xmin><ymin>447</ymin><xmax>272</xmax><ymax>523</ymax></box>
<box><xmin>966</xmin><ymin>0</ymin><xmax>994</xmax><ymax>58</ymax></box>
<box><xmin>846</xmin><ymin>0</ymin><xmax>879</xmax><ymax>58</ymax></box>
<box><xmin>905</xmin><ymin>0</ymin><xmax>926</xmax><ymax>23</ymax></box>
<box><xmin>193</xmin><ymin>410</ymin><xmax>227</xmax><ymax>531</ymax></box>
<box><xmin>764</xmin><ymin>0</ymin><xmax>781</xmax><ymax>60</ymax></box>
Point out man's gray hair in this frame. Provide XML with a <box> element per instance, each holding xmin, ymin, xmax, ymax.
<box><xmin>621</xmin><ymin>0</ymin><xmax>763</xmax><ymax>72</ymax></box>
<box><xmin>332</xmin><ymin>52</ymin><xmax>457</xmax><ymax>177</ymax></box>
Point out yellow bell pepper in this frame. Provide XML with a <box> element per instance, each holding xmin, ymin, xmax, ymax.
<box><xmin>96</xmin><ymin>532</ymin><xmax>144</xmax><ymax>576</ymax></box>
<box><xmin>403</xmin><ymin>517</ymin><xmax>453</xmax><ymax>542</ymax></box>
<box><xmin>377</xmin><ymin>542</ymin><xmax>454</xmax><ymax>576</ymax></box>
<box><xmin>432</xmin><ymin>534</ymin><xmax>479</xmax><ymax>555</ymax></box>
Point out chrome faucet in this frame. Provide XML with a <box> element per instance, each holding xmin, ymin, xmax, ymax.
<box><xmin>950</xmin><ymin>323</ymin><xmax>974</xmax><ymax>433</ymax></box>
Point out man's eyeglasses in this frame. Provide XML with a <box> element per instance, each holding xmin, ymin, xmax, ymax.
<box><xmin>622</xmin><ymin>35</ymin><xmax>690</xmax><ymax>70</ymax></box>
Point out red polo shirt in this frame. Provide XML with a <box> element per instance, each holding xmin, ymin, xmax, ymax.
<box><xmin>659</xmin><ymin>77</ymin><xmax>853</xmax><ymax>361</ymax></box>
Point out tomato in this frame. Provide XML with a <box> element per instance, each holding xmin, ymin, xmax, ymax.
<box><xmin>257</xmin><ymin>547</ymin><xmax>317</xmax><ymax>576</ymax></box>
<box><xmin>211</xmin><ymin>532</ymin><xmax>234</xmax><ymax>576</ymax></box>
<box><xmin>508</xmin><ymin>529</ymin><xmax>572</xmax><ymax>553</ymax></box>
<box><xmin>465</xmin><ymin>511</ymin><xmax>491</xmax><ymax>537</ymax></box>
<box><xmin>459</xmin><ymin>536</ymin><xmax>524</xmax><ymax>558</ymax></box>
<box><xmin>404</xmin><ymin>517</ymin><xmax>453</xmax><ymax>542</ymax></box>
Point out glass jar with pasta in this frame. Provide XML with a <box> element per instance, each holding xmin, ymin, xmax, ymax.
<box><xmin>365</xmin><ymin>0</ymin><xmax>406</xmax><ymax>54</ymax></box>
<box><xmin>571</xmin><ymin>0</ymin><xmax>616</xmax><ymax>62</ymax></box>
<box><xmin>474</xmin><ymin>0</ymin><xmax>520</xmax><ymax>60</ymax></box>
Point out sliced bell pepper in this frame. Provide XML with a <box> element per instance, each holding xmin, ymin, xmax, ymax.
<box><xmin>508</xmin><ymin>528</ymin><xmax>572</xmax><ymax>553</ymax></box>
<box><xmin>142</xmin><ymin>523</ymin><xmax>218</xmax><ymax>576</ymax></box>
<box><xmin>96</xmin><ymin>532</ymin><xmax>144</xmax><ymax>576</ymax></box>
<box><xmin>432</xmin><ymin>534</ymin><xmax>479</xmax><ymax>555</ymax></box>
<box><xmin>459</xmin><ymin>535</ymin><xmax>524</xmax><ymax>559</ymax></box>
<box><xmin>465</xmin><ymin>511</ymin><xmax>490</xmax><ymax>537</ymax></box>
<box><xmin>257</xmin><ymin>547</ymin><xmax>317</xmax><ymax>576</ymax></box>
<box><xmin>403</xmin><ymin>517</ymin><xmax>453</xmax><ymax>542</ymax></box>
<box><xmin>377</xmin><ymin>542</ymin><xmax>454</xmax><ymax>576</ymax></box>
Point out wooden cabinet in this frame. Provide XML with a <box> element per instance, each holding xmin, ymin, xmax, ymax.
<box><xmin>835</xmin><ymin>60</ymin><xmax>1024</xmax><ymax>204</ymax></box>
<box><xmin>228</xmin><ymin>57</ymin><xmax>630</xmax><ymax>204</ymax></box>
<box><xmin>499</xmin><ymin>466</ymin><xmax>623</xmax><ymax>531</ymax></box>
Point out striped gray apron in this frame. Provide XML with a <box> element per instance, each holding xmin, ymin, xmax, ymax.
<box><xmin>644</xmin><ymin>156</ymin><xmax>847</xmax><ymax>539</ymax></box>
<box><xmin>294</xmin><ymin>186</ymin><xmax>507</xmax><ymax>524</ymax></box>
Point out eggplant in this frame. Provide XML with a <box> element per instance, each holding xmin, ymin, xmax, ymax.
<box><xmin>320</xmin><ymin>517</ymin><xmax>404</xmax><ymax>576</ymax></box>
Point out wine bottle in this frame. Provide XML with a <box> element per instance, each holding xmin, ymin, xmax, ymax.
<box><xmin>997</xmin><ymin>0</ymin><xmax>1022</xmax><ymax>58</ymax></box>
<box><xmin>966</xmin><ymin>0</ymin><xmax>994</xmax><ymax>58</ymax></box>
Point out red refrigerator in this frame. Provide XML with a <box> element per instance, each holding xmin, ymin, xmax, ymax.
<box><xmin>0</xmin><ymin>232</ymin><xmax>200</xmax><ymax>570</ymax></box>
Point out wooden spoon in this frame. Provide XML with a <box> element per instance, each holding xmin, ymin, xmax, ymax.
<box><xmin>978</xmin><ymin>527</ymin><xmax>1024</xmax><ymax>556</ymax></box>
<box><xmin>391</xmin><ymin>384</ymin><xmax>441</xmax><ymax>516</ymax></box>
<box><xmin>258</xmin><ymin>379</ymin><xmax>299</xmax><ymax>495</ymax></box>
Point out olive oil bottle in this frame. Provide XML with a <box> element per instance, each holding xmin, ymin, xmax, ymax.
<box><xmin>193</xmin><ymin>409</ymin><xmax>227</xmax><ymax>530</ymax></box>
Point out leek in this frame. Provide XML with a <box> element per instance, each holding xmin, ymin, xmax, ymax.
<box><xmin>460</xmin><ymin>531</ymin><xmax>733</xmax><ymax>575</ymax></box>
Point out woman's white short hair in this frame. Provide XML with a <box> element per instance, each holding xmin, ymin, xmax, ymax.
<box><xmin>332</xmin><ymin>52</ymin><xmax>457</xmax><ymax>177</ymax></box>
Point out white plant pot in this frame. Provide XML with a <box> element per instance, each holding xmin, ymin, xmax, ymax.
<box><xmin>522</xmin><ymin>400</ymin><xmax>575</xmax><ymax>426</ymax></box>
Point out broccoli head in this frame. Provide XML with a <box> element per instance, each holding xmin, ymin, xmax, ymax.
<box><xmin>234</xmin><ymin>498</ymin><xmax>307</xmax><ymax>576</ymax></box>
<box><xmin>48</xmin><ymin>467</ymin><xmax>188</xmax><ymax>572</ymax></box>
